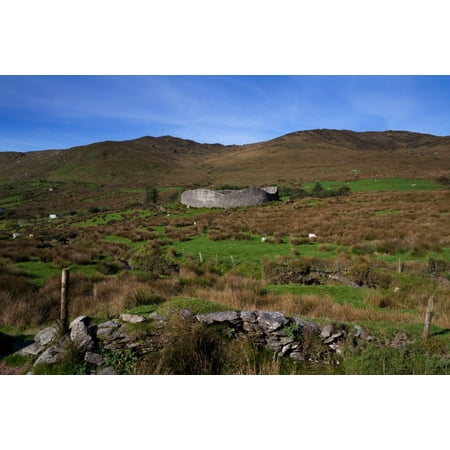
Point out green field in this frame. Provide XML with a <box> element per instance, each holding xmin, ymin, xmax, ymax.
<box><xmin>301</xmin><ymin>177</ymin><xmax>444</xmax><ymax>192</ymax></box>
<box><xmin>172</xmin><ymin>235</ymin><xmax>339</xmax><ymax>265</ymax></box>
<box><xmin>266</xmin><ymin>284</ymin><xmax>366</xmax><ymax>308</ymax></box>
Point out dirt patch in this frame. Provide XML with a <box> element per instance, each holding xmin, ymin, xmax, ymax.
<box><xmin>0</xmin><ymin>360</ymin><xmax>28</xmax><ymax>375</ymax></box>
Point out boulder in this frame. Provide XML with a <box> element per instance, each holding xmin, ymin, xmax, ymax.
<box><xmin>320</xmin><ymin>324</ymin><xmax>334</xmax><ymax>339</ymax></box>
<box><xmin>70</xmin><ymin>317</ymin><xmax>94</xmax><ymax>351</ymax></box>
<box><xmin>119</xmin><ymin>313</ymin><xmax>146</xmax><ymax>323</ymax></box>
<box><xmin>33</xmin><ymin>336</ymin><xmax>71</xmax><ymax>366</ymax></box>
<box><xmin>84</xmin><ymin>352</ymin><xmax>105</xmax><ymax>366</ymax></box>
<box><xmin>256</xmin><ymin>311</ymin><xmax>289</xmax><ymax>332</ymax></box>
<box><xmin>16</xmin><ymin>342</ymin><xmax>46</xmax><ymax>357</ymax></box>
<box><xmin>197</xmin><ymin>311</ymin><xmax>240</xmax><ymax>325</ymax></box>
<box><xmin>292</xmin><ymin>317</ymin><xmax>321</xmax><ymax>334</ymax></box>
<box><xmin>35</xmin><ymin>326</ymin><xmax>59</xmax><ymax>347</ymax></box>
<box><xmin>240</xmin><ymin>311</ymin><xmax>257</xmax><ymax>323</ymax></box>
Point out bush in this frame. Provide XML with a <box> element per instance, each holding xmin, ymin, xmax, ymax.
<box><xmin>346</xmin><ymin>262</ymin><xmax>392</xmax><ymax>288</ymax></box>
<box><xmin>131</xmin><ymin>254</ymin><xmax>179</xmax><ymax>278</ymax></box>
<box><xmin>96</xmin><ymin>260</ymin><xmax>121</xmax><ymax>275</ymax></box>
<box><xmin>263</xmin><ymin>256</ymin><xmax>322</xmax><ymax>285</ymax></box>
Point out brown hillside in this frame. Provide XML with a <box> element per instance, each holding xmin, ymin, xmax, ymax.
<box><xmin>1</xmin><ymin>130</ymin><xmax>449</xmax><ymax>186</ymax></box>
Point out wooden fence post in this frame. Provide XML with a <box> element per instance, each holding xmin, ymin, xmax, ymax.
<box><xmin>423</xmin><ymin>296</ymin><xmax>434</xmax><ymax>339</ymax></box>
<box><xmin>60</xmin><ymin>268</ymin><xmax>70</xmax><ymax>332</ymax></box>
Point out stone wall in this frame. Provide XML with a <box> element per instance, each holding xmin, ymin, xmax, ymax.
<box><xmin>180</xmin><ymin>186</ymin><xmax>279</xmax><ymax>208</ymax></box>
<box><xmin>15</xmin><ymin>309</ymin><xmax>373</xmax><ymax>374</ymax></box>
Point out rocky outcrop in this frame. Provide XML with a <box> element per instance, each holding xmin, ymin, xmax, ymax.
<box><xmin>15</xmin><ymin>309</ymin><xmax>373</xmax><ymax>374</ymax></box>
<box><xmin>180</xmin><ymin>186</ymin><xmax>279</xmax><ymax>208</ymax></box>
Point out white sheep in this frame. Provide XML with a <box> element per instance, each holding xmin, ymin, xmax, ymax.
<box><xmin>261</xmin><ymin>236</ymin><xmax>268</xmax><ymax>243</ymax></box>
<box><xmin>308</xmin><ymin>233</ymin><xmax>317</xmax><ymax>239</ymax></box>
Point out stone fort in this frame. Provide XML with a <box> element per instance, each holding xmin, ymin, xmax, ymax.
<box><xmin>180</xmin><ymin>186</ymin><xmax>279</xmax><ymax>208</ymax></box>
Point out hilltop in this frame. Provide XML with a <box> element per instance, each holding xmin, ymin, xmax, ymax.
<box><xmin>1</xmin><ymin>129</ymin><xmax>450</xmax><ymax>187</ymax></box>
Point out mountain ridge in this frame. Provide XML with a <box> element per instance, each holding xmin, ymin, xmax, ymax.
<box><xmin>1</xmin><ymin>129</ymin><xmax>449</xmax><ymax>186</ymax></box>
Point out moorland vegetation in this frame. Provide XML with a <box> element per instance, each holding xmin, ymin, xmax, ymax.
<box><xmin>1</xmin><ymin>130</ymin><xmax>449</xmax><ymax>374</ymax></box>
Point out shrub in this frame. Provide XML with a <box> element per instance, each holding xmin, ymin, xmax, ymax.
<box><xmin>96</xmin><ymin>260</ymin><xmax>121</xmax><ymax>275</ymax></box>
<box><xmin>346</xmin><ymin>262</ymin><xmax>392</xmax><ymax>288</ymax></box>
<box><xmin>131</xmin><ymin>254</ymin><xmax>179</xmax><ymax>278</ymax></box>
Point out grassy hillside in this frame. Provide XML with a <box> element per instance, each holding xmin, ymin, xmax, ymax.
<box><xmin>1</xmin><ymin>129</ymin><xmax>450</xmax><ymax>375</ymax></box>
<box><xmin>1</xmin><ymin>129</ymin><xmax>450</xmax><ymax>187</ymax></box>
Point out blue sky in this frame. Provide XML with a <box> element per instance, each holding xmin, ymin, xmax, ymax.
<box><xmin>1</xmin><ymin>75</ymin><xmax>450</xmax><ymax>152</ymax></box>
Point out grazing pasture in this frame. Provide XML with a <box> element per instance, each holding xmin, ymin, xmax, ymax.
<box><xmin>1</xmin><ymin>177</ymin><xmax>449</xmax><ymax>374</ymax></box>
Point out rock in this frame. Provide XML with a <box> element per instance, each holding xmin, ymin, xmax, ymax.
<box><xmin>120</xmin><ymin>314</ymin><xmax>146</xmax><ymax>323</ymax></box>
<box><xmin>98</xmin><ymin>320</ymin><xmax>122</xmax><ymax>329</ymax></box>
<box><xmin>265</xmin><ymin>336</ymin><xmax>283</xmax><ymax>352</ymax></box>
<box><xmin>256</xmin><ymin>311</ymin><xmax>289</xmax><ymax>332</ymax></box>
<box><xmin>323</xmin><ymin>331</ymin><xmax>344</xmax><ymax>344</ymax></box>
<box><xmin>240</xmin><ymin>311</ymin><xmax>257</xmax><ymax>323</ymax></box>
<box><xmin>98</xmin><ymin>366</ymin><xmax>117</xmax><ymax>375</ymax></box>
<box><xmin>328</xmin><ymin>343</ymin><xmax>342</xmax><ymax>353</ymax></box>
<box><xmin>70</xmin><ymin>319</ymin><xmax>94</xmax><ymax>351</ymax></box>
<box><xmin>197</xmin><ymin>311</ymin><xmax>240</xmax><ymax>325</ymax></box>
<box><xmin>84</xmin><ymin>352</ymin><xmax>105</xmax><ymax>366</ymax></box>
<box><xmin>389</xmin><ymin>332</ymin><xmax>411</xmax><ymax>349</ymax></box>
<box><xmin>34</xmin><ymin>326</ymin><xmax>59</xmax><ymax>347</ymax></box>
<box><xmin>280</xmin><ymin>343</ymin><xmax>293</xmax><ymax>357</ymax></box>
<box><xmin>279</xmin><ymin>336</ymin><xmax>294</xmax><ymax>346</ymax></box>
<box><xmin>320</xmin><ymin>324</ymin><xmax>334</xmax><ymax>339</ymax></box>
<box><xmin>16</xmin><ymin>342</ymin><xmax>46</xmax><ymax>357</ymax></box>
<box><xmin>354</xmin><ymin>325</ymin><xmax>372</xmax><ymax>341</ymax></box>
<box><xmin>69</xmin><ymin>315</ymin><xmax>90</xmax><ymax>329</ymax></box>
<box><xmin>97</xmin><ymin>321</ymin><xmax>123</xmax><ymax>338</ymax></box>
<box><xmin>289</xmin><ymin>352</ymin><xmax>306</xmax><ymax>362</ymax></box>
<box><xmin>148</xmin><ymin>312</ymin><xmax>167</xmax><ymax>322</ymax></box>
<box><xmin>292</xmin><ymin>317</ymin><xmax>321</xmax><ymax>334</ymax></box>
<box><xmin>242</xmin><ymin>322</ymin><xmax>263</xmax><ymax>334</ymax></box>
<box><xmin>178</xmin><ymin>309</ymin><xmax>197</xmax><ymax>322</ymax></box>
<box><xmin>34</xmin><ymin>336</ymin><xmax>71</xmax><ymax>366</ymax></box>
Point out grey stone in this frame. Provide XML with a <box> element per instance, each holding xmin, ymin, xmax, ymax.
<box><xmin>98</xmin><ymin>366</ymin><xmax>117</xmax><ymax>375</ymax></box>
<box><xmin>69</xmin><ymin>315</ymin><xmax>90</xmax><ymax>329</ymax></box>
<box><xmin>328</xmin><ymin>343</ymin><xmax>342</xmax><ymax>354</ymax></box>
<box><xmin>98</xmin><ymin>320</ymin><xmax>121</xmax><ymax>329</ymax></box>
<box><xmin>33</xmin><ymin>336</ymin><xmax>71</xmax><ymax>366</ymax></box>
<box><xmin>320</xmin><ymin>324</ymin><xmax>334</xmax><ymax>339</ymax></box>
<box><xmin>354</xmin><ymin>325</ymin><xmax>372</xmax><ymax>341</ymax></box>
<box><xmin>35</xmin><ymin>326</ymin><xmax>59</xmax><ymax>346</ymax></box>
<box><xmin>265</xmin><ymin>335</ymin><xmax>283</xmax><ymax>352</ymax></box>
<box><xmin>148</xmin><ymin>312</ymin><xmax>167</xmax><ymax>322</ymax></box>
<box><xmin>178</xmin><ymin>309</ymin><xmax>197</xmax><ymax>322</ymax></box>
<box><xmin>242</xmin><ymin>322</ymin><xmax>263</xmax><ymax>334</ymax></box>
<box><xmin>16</xmin><ymin>342</ymin><xmax>46</xmax><ymax>357</ymax></box>
<box><xmin>279</xmin><ymin>336</ymin><xmax>294</xmax><ymax>346</ymax></box>
<box><xmin>70</xmin><ymin>320</ymin><xmax>94</xmax><ymax>351</ymax></box>
<box><xmin>240</xmin><ymin>311</ymin><xmax>257</xmax><ymax>323</ymax></box>
<box><xmin>323</xmin><ymin>331</ymin><xmax>344</xmax><ymax>344</ymax></box>
<box><xmin>292</xmin><ymin>317</ymin><xmax>321</xmax><ymax>334</ymax></box>
<box><xmin>256</xmin><ymin>311</ymin><xmax>289</xmax><ymax>332</ymax></box>
<box><xmin>97</xmin><ymin>327</ymin><xmax>115</xmax><ymax>338</ymax></box>
<box><xmin>180</xmin><ymin>186</ymin><xmax>279</xmax><ymax>209</ymax></box>
<box><xmin>84</xmin><ymin>352</ymin><xmax>105</xmax><ymax>365</ymax></box>
<box><xmin>289</xmin><ymin>352</ymin><xmax>306</xmax><ymax>362</ymax></box>
<box><xmin>389</xmin><ymin>332</ymin><xmax>410</xmax><ymax>349</ymax></box>
<box><xmin>197</xmin><ymin>311</ymin><xmax>240</xmax><ymax>324</ymax></box>
<box><xmin>280</xmin><ymin>343</ymin><xmax>293</xmax><ymax>357</ymax></box>
<box><xmin>120</xmin><ymin>313</ymin><xmax>146</xmax><ymax>323</ymax></box>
